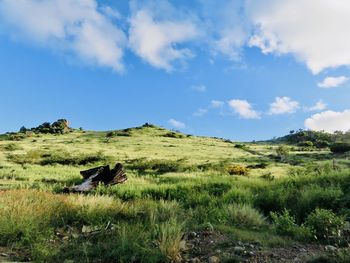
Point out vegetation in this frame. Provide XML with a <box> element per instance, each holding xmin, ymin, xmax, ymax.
<box><xmin>330</xmin><ymin>142</ymin><xmax>350</xmax><ymax>154</ymax></box>
<box><xmin>1</xmin><ymin>123</ymin><xmax>350</xmax><ymax>262</ymax></box>
<box><xmin>18</xmin><ymin>119</ymin><xmax>71</xmax><ymax>135</ymax></box>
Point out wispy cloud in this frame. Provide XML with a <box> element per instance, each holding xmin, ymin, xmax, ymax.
<box><xmin>191</xmin><ymin>85</ymin><xmax>207</xmax><ymax>92</ymax></box>
<box><xmin>306</xmin><ymin>100</ymin><xmax>327</xmax><ymax>112</ymax></box>
<box><xmin>193</xmin><ymin>108</ymin><xmax>208</xmax><ymax>117</ymax></box>
<box><xmin>168</xmin><ymin>118</ymin><xmax>186</xmax><ymax>129</ymax></box>
<box><xmin>318</xmin><ymin>76</ymin><xmax>348</xmax><ymax>88</ymax></box>
<box><xmin>210</xmin><ymin>100</ymin><xmax>225</xmax><ymax>108</ymax></box>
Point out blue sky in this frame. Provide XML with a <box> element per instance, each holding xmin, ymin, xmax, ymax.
<box><xmin>1</xmin><ymin>0</ymin><xmax>350</xmax><ymax>141</ymax></box>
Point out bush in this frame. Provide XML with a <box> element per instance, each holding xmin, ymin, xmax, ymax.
<box><xmin>8</xmin><ymin>133</ymin><xmax>27</xmax><ymax>141</ymax></box>
<box><xmin>247</xmin><ymin>162</ymin><xmax>268</xmax><ymax>169</ymax></box>
<box><xmin>226</xmin><ymin>164</ymin><xmax>249</xmax><ymax>175</ymax></box>
<box><xmin>276</xmin><ymin>145</ymin><xmax>289</xmax><ymax>161</ymax></box>
<box><xmin>270</xmin><ymin>209</ymin><xmax>313</xmax><ymax>241</ymax></box>
<box><xmin>296</xmin><ymin>185</ymin><xmax>343</xmax><ymax>221</ymax></box>
<box><xmin>127</xmin><ymin>158</ymin><xmax>189</xmax><ymax>174</ymax></box>
<box><xmin>223</xmin><ymin>188</ymin><xmax>254</xmax><ymax>204</ymax></box>
<box><xmin>163</xmin><ymin>132</ymin><xmax>185</xmax><ymax>139</ymax></box>
<box><xmin>307</xmin><ymin>249</ymin><xmax>350</xmax><ymax>263</ymax></box>
<box><xmin>8</xmin><ymin>150</ymin><xmax>109</xmax><ymax>166</ymax></box>
<box><xmin>298</xmin><ymin>141</ymin><xmax>314</xmax><ymax>147</ymax></box>
<box><xmin>7</xmin><ymin>150</ymin><xmax>43</xmax><ymax>164</ymax></box>
<box><xmin>224</xmin><ymin>204</ymin><xmax>266</xmax><ymax>228</ymax></box>
<box><xmin>315</xmin><ymin>140</ymin><xmax>330</xmax><ymax>149</ymax></box>
<box><xmin>40</xmin><ymin>151</ymin><xmax>109</xmax><ymax>166</ymax></box>
<box><xmin>330</xmin><ymin>142</ymin><xmax>350</xmax><ymax>154</ymax></box>
<box><xmin>0</xmin><ymin>190</ymin><xmax>71</xmax><ymax>246</ymax></box>
<box><xmin>1</xmin><ymin>143</ymin><xmax>23</xmax><ymax>151</ymax></box>
<box><xmin>154</xmin><ymin>219</ymin><xmax>184</xmax><ymax>262</ymax></box>
<box><xmin>305</xmin><ymin>208</ymin><xmax>346</xmax><ymax>241</ymax></box>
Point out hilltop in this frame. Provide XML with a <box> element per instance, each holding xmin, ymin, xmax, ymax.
<box><xmin>1</xmin><ymin>122</ymin><xmax>350</xmax><ymax>262</ymax></box>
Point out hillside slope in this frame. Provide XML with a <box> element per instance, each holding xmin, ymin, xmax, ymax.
<box><xmin>0</xmin><ymin>124</ymin><xmax>350</xmax><ymax>262</ymax></box>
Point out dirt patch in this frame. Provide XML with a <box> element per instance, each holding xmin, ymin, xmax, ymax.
<box><xmin>247</xmin><ymin>244</ymin><xmax>325</xmax><ymax>263</ymax></box>
<box><xmin>182</xmin><ymin>231</ymin><xmax>326</xmax><ymax>263</ymax></box>
<box><xmin>0</xmin><ymin>246</ymin><xmax>31</xmax><ymax>262</ymax></box>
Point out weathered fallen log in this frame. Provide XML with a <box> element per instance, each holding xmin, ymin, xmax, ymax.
<box><xmin>67</xmin><ymin>163</ymin><xmax>127</xmax><ymax>193</ymax></box>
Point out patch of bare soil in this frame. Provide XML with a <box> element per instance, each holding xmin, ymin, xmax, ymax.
<box><xmin>0</xmin><ymin>246</ymin><xmax>31</xmax><ymax>262</ymax></box>
<box><xmin>182</xmin><ymin>231</ymin><xmax>326</xmax><ymax>263</ymax></box>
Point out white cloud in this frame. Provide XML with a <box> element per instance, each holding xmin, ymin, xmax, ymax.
<box><xmin>168</xmin><ymin>118</ymin><xmax>186</xmax><ymax>129</ymax></box>
<box><xmin>247</xmin><ymin>0</ymin><xmax>350</xmax><ymax>74</ymax></box>
<box><xmin>228</xmin><ymin>99</ymin><xmax>260</xmax><ymax>119</ymax></box>
<box><xmin>0</xmin><ymin>0</ymin><xmax>126</xmax><ymax>72</ymax></box>
<box><xmin>305</xmin><ymin>110</ymin><xmax>350</xmax><ymax>132</ymax></box>
<box><xmin>191</xmin><ymin>85</ymin><xmax>206</xmax><ymax>92</ymax></box>
<box><xmin>269</xmin><ymin>97</ymin><xmax>299</xmax><ymax>115</ymax></box>
<box><xmin>307</xmin><ymin>100</ymin><xmax>327</xmax><ymax>112</ymax></box>
<box><xmin>210</xmin><ymin>100</ymin><xmax>225</xmax><ymax>108</ymax></box>
<box><xmin>317</xmin><ymin>76</ymin><xmax>349</xmax><ymax>89</ymax></box>
<box><xmin>193</xmin><ymin>108</ymin><xmax>208</xmax><ymax>117</ymax></box>
<box><xmin>128</xmin><ymin>7</ymin><xmax>199</xmax><ymax>71</ymax></box>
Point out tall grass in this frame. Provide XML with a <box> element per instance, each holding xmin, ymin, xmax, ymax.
<box><xmin>224</xmin><ymin>204</ymin><xmax>266</xmax><ymax>228</ymax></box>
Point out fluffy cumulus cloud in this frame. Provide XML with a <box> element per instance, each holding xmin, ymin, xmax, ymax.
<box><xmin>128</xmin><ymin>1</ymin><xmax>199</xmax><ymax>71</ymax></box>
<box><xmin>307</xmin><ymin>100</ymin><xmax>327</xmax><ymax>112</ymax></box>
<box><xmin>317</xmin><ymin>76</ymin><xmax>349</xmax><ymax>88</ymax></box>
<box><xmin>247</xmin><ymin>0</ymin><xmax>350</xmax><ymax>74</ymax></box>
<box><xmin>228</xmin><ymin>99</ymin><xmax>260</xmax><ymax>119</ymax></box>
<box><xmin>269</xmin><ymin>97</ymin><xmax>299</xmax><ymax>115</ymax></box>
<box><xmin>305</xmin><ymin>110</ymin><xmax>350</xmax><ymax>132</ymax></box>
<box><xmin>0</xmin><ymin>0</ymin><xmax>126</xmax><ymax>72</ymax></box>
<box><xmin>168</xmin><ymin>118</ymin><xmax>186</xmax><ymax>129</ymax></box>
<box><xmin>2</xmin><ymin>0</ymin><xmax>350</xmax><ymax>74</ymax></box>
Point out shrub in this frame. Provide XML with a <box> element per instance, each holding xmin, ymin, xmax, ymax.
<box><xmin>0</xmin><ymin>190</ymin><xmax>71</xmax><ymax>245</ymax></box>
<box><xmin>8</xmin><ymin>150</ymin><xmax>109</xmax><ymax>166</ymax></box>
<box><xmin>224</xmin><ymin>204</ymin><xmax>266</xmax><ymax>228</ymax></box>
<box><xmin>247</xmin><ymin>162</ymin><xmax>268</xmax><ymax>169</ymax></box>
<box><xmin>296</xmin><ymin>185</ymin><xmax>343</xmax><ymax>221</ymax></box>
<box><xmin>223</xmin><ymin>188</ymin><xmax>254</xmax><ymax>204</ymax></box>
<box><xmin>163</xmin><ymin>132</ymin><xmax>185</xmax><ymax>139</ymax></box>
<box><xmin>260</xmin><ymin>172</ymin><xmax>275</xmax><ymax>181</ymax></box>
<box><xmin>105</xmin><ymin>131</ymin><xmax>116</xmax><ymax>142</ymax></box>
<box><xmin>127</xmin><ymin>158</ymin><xmax>188</xmax><ymax>174</ymax></box>
<box><xmin>234</xmin><ymin>144</ymin><xmax>249</xmax><ymax>150</ymax></box>
<box><xmin>330</xmin><ymin>142</ymin><xmax>350</xmax><ymax>154</ymax></box>
<box><xmin>304</xmin><ymin>208</ymin><xmax>346</xmax><ymax>241</ymax></box>
<box><xmin>226</xmin><ymin>164</ymin><xmax>249</xmax><ymax>175</ymax></box>
<box><xmin>1</xmin><ymin>143</ymin><xmax>23</xmax><ymax>151</ymax></box>
<box><xmin>8</xmin><ymin>133</ymin><xmax>27</xmax><ymax>141</ymax></box>
<box><xmin>307</xmin><ymin>249</ymin><xmax>350</xmax><ymax>263</ymax></box>
<box><xmin>298</xmin><ymin>141</ymin><xmax>314</xmax><ymax>147</ymax></box>
<box><xmin>315</xmin><ymin>140</ymin><xmax>330</xmax><ymax>149</ymax></box>
<box><xmin>7</xmin><ymin>150</ymin><xmax>43</xmax><ymax>164</ymax></box>
<box><xmin>271</xmin><ymin>209</ymin><xmax>313</xmax><ymax>241</ymax></box>
<box><xmin>154</xmin><ymin>219</ymin><xmax>184</xmax><ymax>262</ymax></box>
<box><xmin>40</xmin><ymin>151</ymin><xmax>109</xmax><ymax>166</ymax></box>
<box><xmin>276</xmin><ymin>145</ymin><xmax>289</xmax><ymax>161</ymax></box>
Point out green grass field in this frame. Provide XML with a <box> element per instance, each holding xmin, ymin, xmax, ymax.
<box><xmin>1</xmin><ymin>125</ymin><xmax>350</xmax><ymax>262</ymax></box>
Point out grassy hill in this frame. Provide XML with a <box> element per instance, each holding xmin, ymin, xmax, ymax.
<box><xmin>1</xmin><ymin>124</ymin><xmax>350</xmax><ymax>262</ymax></box>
